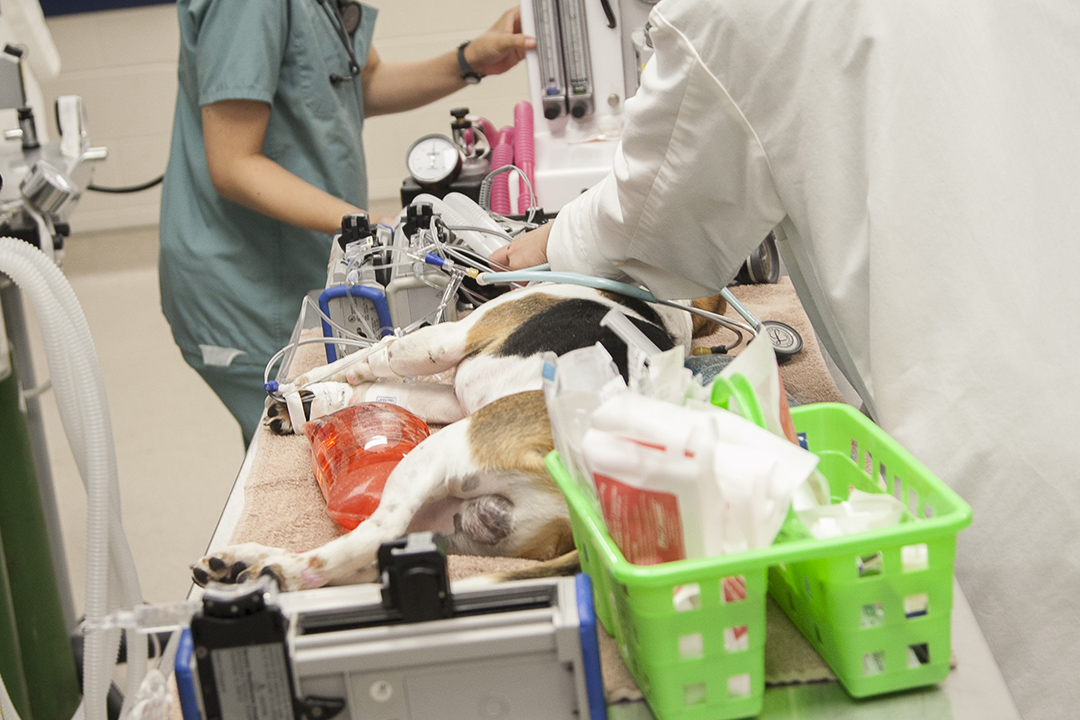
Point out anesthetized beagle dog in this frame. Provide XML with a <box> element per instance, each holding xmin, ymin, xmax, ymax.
<box><xmin>191</xmin><ymin>282</ymin><xmax>723</xmax><ymax>591</ymax></box>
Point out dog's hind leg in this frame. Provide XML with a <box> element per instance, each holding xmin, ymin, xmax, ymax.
<box><xmin>193</xmin><ymin>417</ymin><xmax>485</xmax><ymax>590</ymax></box>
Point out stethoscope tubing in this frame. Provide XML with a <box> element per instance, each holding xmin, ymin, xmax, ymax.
<box><xmin>316</xmin><ymin>0</ymin><xmax>361</xmax><ymax>81</ymax></box>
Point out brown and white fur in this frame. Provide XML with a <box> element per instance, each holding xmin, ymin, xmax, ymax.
<box><xmin>191</xmin><ymin>283</ymin><xmax>722</xmax><ymax>591</ymax></box>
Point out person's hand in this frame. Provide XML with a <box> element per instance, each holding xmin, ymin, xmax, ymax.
<box><xmin>465</xmin><ymin>8</ymin><xmax>536</xmax><ymax>77</ymax></box>
<box><xmin>489</xmin><ymin>222</ymin><xmax>552</xmax><ymax>269</ymax></box>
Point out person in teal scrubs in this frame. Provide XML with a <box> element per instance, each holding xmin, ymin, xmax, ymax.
<box><xmin>160</xmin><ymin>1</ymin><xmax>533</xmax><ymax>446</ymax></box>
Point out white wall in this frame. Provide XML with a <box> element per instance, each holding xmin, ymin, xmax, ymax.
<box><xmin>35</xmin><ymin>1</ymin><xmax>531</xmax><ymax>233</ymax></box>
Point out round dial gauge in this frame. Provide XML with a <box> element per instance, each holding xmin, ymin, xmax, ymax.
<box><xmin>406</xmin><ymin>134</ymin><xmax>463</xmax><ymax>187</ymax></box>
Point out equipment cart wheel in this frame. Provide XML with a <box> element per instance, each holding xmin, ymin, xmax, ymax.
<box><xmin>736</xmin><ymin>232</ymin><xmax>781</xmax><ymax>285</ymax></box>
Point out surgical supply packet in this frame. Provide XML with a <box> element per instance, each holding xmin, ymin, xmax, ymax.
<box><xmin>696</xmin><ymin>334</ymin><xmax>830</xmax><ymax>510</ymax></box>
<box><xmin>583</xmin><ymin>392</ymin><xmax>820</xmax><ymax>564</ymax></box>
<box><xmin>796</xmin><ymin>488</ymin><xmax>907</xmax><ymax>539</ymax></box>
<box><xmin>304</xmin><ymin>402</ymin><xmax>430</xmax><ymax>530</ymax></box>
<box><xmin>586</xmin><ymin>430</ymin><xmax>702</xmax><ymax>564</ymax></box>
<box><xmin>542</xmin><ymin>307</ymin><xmax>697</xmax><ymax>521</ymax></box>
<box><xmin>542</xmin><ymin>343</ymin><xmax>627</xmax><ymax>511</ymax></box>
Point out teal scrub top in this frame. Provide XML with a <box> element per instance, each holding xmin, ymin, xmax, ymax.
<box><xmin>159</xmin><ymin>0</ymin><xmax>377</xmax><ymax>372</ymax></box>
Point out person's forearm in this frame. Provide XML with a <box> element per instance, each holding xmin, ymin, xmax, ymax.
<box><xmin>362</xmin><ymin>52</ymin><xmax>465</xmax><ymax>117</ymax></box>
<box><xmin>212</xmin><ymin>155</ymin><xmax>363</xmax><ymax>236</ymax></box>
<box><xmin>363</xmin><ymin>8</ymin><xmax>533</xmax><ymax>117</ymax></box>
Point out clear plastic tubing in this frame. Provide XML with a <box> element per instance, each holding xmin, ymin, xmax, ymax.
<box><xmin>472</xmin><ymin>115</ymin><xmax>498</xmax><ymax>145</ymax></box>
<box><xmin>414</xmin><ymin>192</ymin><xmax>508</xmax><ymax>257</ymax></box>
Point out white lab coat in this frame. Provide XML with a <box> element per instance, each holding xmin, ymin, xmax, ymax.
<box><xmin>548</xmin><ymin>1</ymin><xmax>1080</xmax><ymax>717</ymax></box>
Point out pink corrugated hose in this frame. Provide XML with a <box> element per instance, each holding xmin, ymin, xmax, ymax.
<box><xmin>474</xmin><ymin>116</ymin><xmax>498</xmax><ymax>147</ymax></box>
<box><xmin>489</xmin><ymin>126</ymin><xmax>515</xmax><ymax>215</ymax></box>
<box><xmin>513</xmin><ymin>101</ymin><xmax>536</xmax><ymax>214</ymax></box>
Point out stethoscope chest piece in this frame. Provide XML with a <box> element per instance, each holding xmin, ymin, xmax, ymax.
<box><xmin>338</xmin><ymin>1</ymin><xmax>362</xmax><ymax>35</ymax></box>
<box><xmin>760</xmin><ymin>320</ymin><xmax>803</xmax><ymax>363</ymax></box>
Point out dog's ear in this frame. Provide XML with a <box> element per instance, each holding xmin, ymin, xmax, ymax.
<box><xmin>690</xmin><ymin>294</ymin><xmax>728</xmax><ymax>338</ymax></box>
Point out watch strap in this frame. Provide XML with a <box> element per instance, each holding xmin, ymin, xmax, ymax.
<box><xmin>457</xmin><ymin>42</ymin><xmax>483</xmax><ymax>84</ymax></box>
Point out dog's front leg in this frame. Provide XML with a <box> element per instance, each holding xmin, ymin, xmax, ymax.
<box><xmin>266</xmin><ymin>379</ymin><xmax>466</xmax><ymax>434</ymax></box>
<box><xmin>345</xmin><ymin>321</ymin><xmax>473</xmax><ymax>383</ymax></box>
<box><xmin>193</xmin><ymin>420</ymin><xmax>477</xmax><ymax>590</ymax></box>
<box><xmin>347</xmin><ymin>381</ymin><xmax>466</xmax><ymax>425</ymax></box>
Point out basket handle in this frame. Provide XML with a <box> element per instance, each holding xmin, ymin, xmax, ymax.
<box><xmin>709</xmin><ymin>373</ymin><xmax>767</xmax><ymax>429</ymax></box>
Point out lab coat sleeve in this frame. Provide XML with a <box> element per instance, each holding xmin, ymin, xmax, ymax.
<box><xmin>547</xmin><ymin>1</ymin><xmax>786</xmax><ymax>301</ymax></box>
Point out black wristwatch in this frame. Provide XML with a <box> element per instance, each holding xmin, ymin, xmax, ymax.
<box><xmin>457</xmin><ymin>41</ymin><xmax>483</xmax><ymax>85</ymax></box>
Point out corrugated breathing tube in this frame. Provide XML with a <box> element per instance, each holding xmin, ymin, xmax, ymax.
<box><xmin>0</xmin><ymin>237</ymin><xmax>145</xmax><ymax>720</ymax></box>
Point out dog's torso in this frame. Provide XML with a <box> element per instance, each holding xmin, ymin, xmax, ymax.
<box><xmin>194</xmin><ymin>283</ymin><xmax>704</xmax><ymax>590</ymax></box>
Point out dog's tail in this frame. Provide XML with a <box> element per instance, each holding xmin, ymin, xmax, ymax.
<box><xmin>488</xmin><ymin>549</ymin><xmax>581</xmax><ymax>582</ymax></box>
<box><xmin>451</xmin><ymin>550</ymin><xmax>581</xmax><ymax>590</ymax></box>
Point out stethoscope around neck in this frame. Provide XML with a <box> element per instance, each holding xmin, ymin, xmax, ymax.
<box><xmin>316</xmin><ymin>0</ymin><xmax>363</xmax><ymax>84</ymax></box>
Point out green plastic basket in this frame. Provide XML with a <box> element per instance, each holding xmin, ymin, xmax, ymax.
<box><xmin>546</xmin><ymin>401</ymin><xmax>972</xmax><ymax>720</ymax></box>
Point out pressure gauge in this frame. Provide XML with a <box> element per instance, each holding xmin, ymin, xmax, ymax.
<box><xmin>406</xmin><ymin>134</ymin><xmax>463</xmax><ymax>188</ymax></box>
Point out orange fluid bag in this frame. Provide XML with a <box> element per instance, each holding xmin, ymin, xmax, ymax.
<box><xmin>304</xmin><ymin>402</ymin><xmax>430</xmax><ymax>530</ymax></box>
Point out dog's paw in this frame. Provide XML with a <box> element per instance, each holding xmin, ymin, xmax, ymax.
<box><xmin>264</xmin><ymin>400</ymin><xmax>294</xmax><ymax>435</ymax></box>
<box><xmin>263</xmin><ymin>391</ymin><xmax>315</xmax><ymax>435</ymax></box>
<box><xmin>191</xmin><ymin>543</ymin><xmax>320</xmax><ymax>592</ymax></box>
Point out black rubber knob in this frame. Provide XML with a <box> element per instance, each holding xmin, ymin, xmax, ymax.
<box><xmin>339</xmin><ymin>212</ymin><xmax>371</xmax><ymax>248</ymax></box>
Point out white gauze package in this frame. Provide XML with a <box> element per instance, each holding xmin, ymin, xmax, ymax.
<box><xmin>583</xmin><ymin>429</ymin><xmax>704</xmax><ymax>564</ymax></box>
<box><xmin>584</xmin><ymin>393</ymin><xmax>820</xmax><ymax>564</ymax></box>
<box><xmin>690</xmin><ymin>334</ymin><xmax>830</xmax><ymax>511</ymax></box>
<box><xmin>543</xmin><ymin>344</ymin><xmax>627</xmax><ymax>513</ymax></box>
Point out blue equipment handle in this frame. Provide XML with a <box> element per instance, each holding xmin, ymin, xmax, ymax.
<box><xmin>575</xmin><ymin>573</ymin><xmax>608</xmax><ymax>720</ymax></box>
<box><xmin>318</xmin><ymin>285</ymin><xmax>393</xmax><ymax>363</ymax></box>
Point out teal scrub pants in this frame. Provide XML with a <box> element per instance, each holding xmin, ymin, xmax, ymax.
<box><xmin>194</xmin><ymin>362</ymin><xmax>268</xmax><ymax>448</ymax></box>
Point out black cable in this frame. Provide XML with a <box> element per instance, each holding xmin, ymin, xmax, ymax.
<box><xmin>599</xmin><ymin>0</ymin><xmax>616</xmax><ymax>29</ymax></box>
<box><xmin>87</xmin><ymin>175</ymin><xmax>163</xmax><ymax>194</ymax></box>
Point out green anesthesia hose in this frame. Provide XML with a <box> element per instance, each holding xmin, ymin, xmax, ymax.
<box><xmin>0</xmin><ymin>355</ymin><xmax>80</xmax><ymax>720</ymax></box>
<box><xmin>0</xmin><ymin>524</ymin><xmax>31</xmax><ymax>720</ymax></box>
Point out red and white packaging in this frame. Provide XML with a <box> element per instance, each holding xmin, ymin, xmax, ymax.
<box><xmin>583</xmin><ymin>392</ymin><xmax>820</xmax><ymax>565</ymax></box>
<box><xmin>582</xmin><ymin>394</ymin><xmax>713</xmax><ymax>565</ymax></box>
<box><xmin>585</xmin><ymin>430</ymin><xmax>703</xmax><ymax>565</ymax></box>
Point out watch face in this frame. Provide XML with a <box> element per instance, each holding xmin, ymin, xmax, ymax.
<box><xmin>406</xmin><ymin>134</ymin><xmax>462</xmax><ymax>185</ymax></box>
